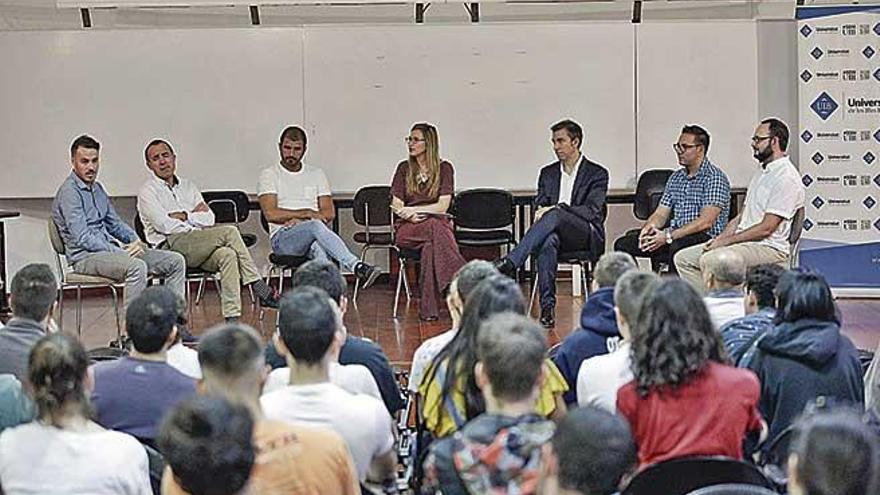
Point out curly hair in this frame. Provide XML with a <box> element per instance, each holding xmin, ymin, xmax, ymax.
<box><xmin>745</xmin><ymin>263</ymin><xmax>785</xmax><ymax>310</ymax></box>
<box><xmin>425</xmin><ymin>275</ymin><xmax>526</xmax><ymax>420</ymax></box>
<box><xmin>630</xmin><ymin>279</ymin><xmax>728</xmax><ymax>397</ymax></box>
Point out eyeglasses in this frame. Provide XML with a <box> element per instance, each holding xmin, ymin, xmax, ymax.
<box><xmin>672</xmin><ymin>143</ymin><xmax>701</xmax><ymax>154</ymax></box>
<box><xmin>751</xmin><ymin>135</ymin><xmax>772</xmax><ymax>143</ymax></box>
<box><xmin>405</xmin><ymin>137</ymin><xmax>426</xmax><ymax>144</ymax></box>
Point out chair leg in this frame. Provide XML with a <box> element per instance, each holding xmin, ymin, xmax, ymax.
<box><xmin>75</xmin><ymin>285</ymin><xmax>83</xmax><ymax>337</ymax></box>
<box><xmin>529</xmin><ymin>273</ymin><xmax>539</xmax><ymax>314</ymax></box>
<box><xmin>195</xmin><ymin>277</ymin><xmax>206</xmax><ymax>306</ymax></box>
<box><xmin>393</xmin><ymin>260</ymin><xmax>405</xmax><ymax>319</ymax></box>
<box><xmin>57</xmin><ymin>288</ymin><xmax>65</xmax><ymax>333</ymax></box>
<box><xmin>213</xmin><ymin>276</ymin><xmax>222</xmax><ymax>305</ymax></box>
<box><xmin>185</xmin><ymin>278</ymin><xmax>194</xmax><ymax>326</ymax></box>
<box><xmin>402</xmin><ymin>262</ymin><xmax>412</xmax><ymax>301</ymax></box>
<box><xmin>109</xmin><ymin>285</ymin><xmax>122</xmax><ymax>342</ymax></box>
<box><xmin>247</xmin><ymin>284</ymin><xmax>256</xmax><ymax>305</ymax></box>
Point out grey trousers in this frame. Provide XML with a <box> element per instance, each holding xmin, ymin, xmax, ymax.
<box><xmin>73</xmin><ymin>249</ymin><xmax>186</xmax><ymax>310</ymax></box>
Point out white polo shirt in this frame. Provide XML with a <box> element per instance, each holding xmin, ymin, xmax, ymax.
<box><xmin>737</xmin><ymin>156</ymin><xmax>804</xmax><ymax>253</ymax></box>
<box><xmin>558</xmin><ymin>155</ymin><xmax>582</xmax><ymax>206</ymax></box>
<box><xmin>257</xmin><ymin>163</ymin><xmax>331</xmax><ymax>239</ymax></box>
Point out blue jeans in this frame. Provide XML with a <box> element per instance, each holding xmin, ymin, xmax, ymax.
<box><xmin>271</xmin><ymin>220</ymin><xmax>358</xmax><ymax>270</ymax></box>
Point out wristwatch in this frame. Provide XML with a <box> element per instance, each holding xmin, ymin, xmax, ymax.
<box><xmin>665</xmin><ymin>228</ymin><xmax>674</xmax><ymax>245</ymax></box>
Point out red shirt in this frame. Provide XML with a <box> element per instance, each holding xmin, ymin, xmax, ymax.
<box><xmin>617</xmin><ymin>362</ymin><xmax>763</xmax><ymax>469</ymax></box>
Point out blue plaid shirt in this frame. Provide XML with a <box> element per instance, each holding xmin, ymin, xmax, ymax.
<box><xmin>659</xmin><ymin>159</ymin><xmax>730</xmax><ymax>237</ymax></box>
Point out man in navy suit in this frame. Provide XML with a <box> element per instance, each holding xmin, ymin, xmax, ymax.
<box><xmin>495</xmin><ymin>120</ymin><xmax>608</xmax><ymax>327</ymax></box>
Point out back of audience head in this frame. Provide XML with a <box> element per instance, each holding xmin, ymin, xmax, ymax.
<box><xmin>198</xmin><ymin>324</ymin><xmax>265</xmax><ymax>404</ymax></box>
<box><xmin>613</xmin><ymin>270</ymin><xmax>661</xmax><ymax>340</ymax></box>
<box><xmin>541</xmin><ymin>406</ymin><xmax>637</xmax><ymax>495</ymax></box>
<box><xmin>159</xmin><ymin>396</ymin><xmax>255</xmax><ymax>495</ymax></box>
<box><xmin>631</xmin><ymin>278</ymin><xmax>727</xmax><ymax>396</ymax></box>
<box><xmin>293</xmin><ymin>259</ymin><xmax>346</xmax><ymax>307</ymax></box>
<box><xmin>476</xmin><ymin>312</ymin><xmax>547</xmax><ymax>406</ymax></box>
<box><xmin>774</xmin><ymin>270</ymin><xmax>839</xmax><ymax>326</ymax></box>
<box><xmin>276</xmin><ymin>286</ymin><xmax>342</xmax><ymax>366</ymax></box>
<box><xmin>593</xmin><ymin>252</ymin><xmax>637</xmax><ymax>290</ymax></box>
<box><xmin>433</xmin><ymin>275</ymin><xmax>527</xmax><ymax>418</ymax></box>
<box><xmin>27</xmin><ymin>332</ymin><xmax>90</xmax><ymax>426</ymax></box>
<box><xmin>10</xmin><ymin>263</ymin><xmax>57</xmax><ymax>324</ymax></box>
<box><xmin>126</xmin><ymin>286</ymin><xmax>179</xmax><ymax>354</ymax></box>
<box><xmin>701</xmin><ymin>249</ymin><xmax>746</xmax><ymax>291</ymax></box>
<box><xmin>446</xmin><ymin>260</ymin><xmax>499</xmax><ymax>321</ymax></box>
<box><xmin>788</xmin><ymin>408</ymin><xmax>880</xmax><ymax>495</ymax></box>
<box><xmin>744</xmin><ymin>263</ymin><xmax>785</xmax><ymax>314</ymax></box>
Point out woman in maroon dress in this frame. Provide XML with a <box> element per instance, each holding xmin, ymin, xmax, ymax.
<box><xmin>391</xmin><ymin>123</ymin><xmax>466</xmax><ymax>321</ymax></box>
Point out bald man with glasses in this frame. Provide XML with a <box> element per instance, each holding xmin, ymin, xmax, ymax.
<box><xmin>614</xmin><ymin>125</ymin><xmax>731</xmax><ymax>273</ymax></box>
<box><xmin>674</xmin><ymin>118</ymin><xmax>805</xmax><ymax>293</ymax></box>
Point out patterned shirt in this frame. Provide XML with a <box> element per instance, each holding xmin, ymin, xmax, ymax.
<box><xmin>720</xmin><ymin>307</ymin><xmax>776</xmax><ymax>367</ymax></box>
<box><xmin>659</xmin><ymin>158</ymin><xmax>731</xmax><ymax>237</ymax></box>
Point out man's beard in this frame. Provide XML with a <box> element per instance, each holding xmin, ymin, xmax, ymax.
<box><xmin>753</xmin><ymin>146</ymin><xmax>773</xmax><ymax>164</ymax></box>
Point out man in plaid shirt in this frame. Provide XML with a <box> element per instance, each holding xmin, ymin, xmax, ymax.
<box><xmin>615</xmin><ymin>125</ymin><xmax>730</xmax><ymax>273</ymax></box>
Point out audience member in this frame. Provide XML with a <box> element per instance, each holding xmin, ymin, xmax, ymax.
<box><xmin>264</xmin><ymin>259</ymin><xmax>403</xmax><ymax>413</ymax></box>
<box><xmin>0</xmin><ymin>333</ymin><xmax>150</xmax><ymax>494</ymax></box>
<box><xmin>614</xmin><ymin>125</ymin><xmax>730</xmax><ymax>273</ymax></box>
<box><xmin>261</xmin><ymin>287</ymin><xmax>396</xmax><ymax>483</ymax></box>
<box><xmin>720</xmin><ymin>263</ymin><xmax>785</xmax><ymax>365</ymax></box>
<box><xmin>52</xmin><ymin>135</ymin><xmax>186</xmax><ymax>314</ymax></box>
<box><xmin>537</xmin><ymin>406</ymin><xmax>637</xmax><ymax>495</ymax></box>
<box><xmin>675</xmin><ymin>118</ymin><xmax>805</xmax><ymax>292</ymax></box>
<box><xmin>91</xmin><ymin>286</ymin><xmax>196</xmax><ymax>443</ymax></box>
<box><xmin>0</xmin><ymin>263</ymin><xmax>57</xmax><ymax>381</ymax></box>
<box><xmin>495</xmin><ymin>119</ymin><xmax>608</xmax><ymax>327</ymax></box>
<box><xmin>258</xmin><ymin>126</ymin><xmax>380</xmax><ymax>290</ymax></box>
<box><xmin>553</xmin><ymin>252</ymin><xmax>637</xmax><ymax>404</ymax></box>
<box><xmin>138</xmin><ymin>138</ymin><xmax>280</xmax><ymax>320</ymax></box>
<box><xmin>787</xmin><ymin>408</ymin><xmax>880</xmax><ymax>495</ymax></box>
<box><xmin>576</xmin><ymin>271</ymin><xmax>660</xmax><ymax>412</ymax></box>
<box><xmin>408</xmin><ymin>260</ymin><xmax>498</xmax><ymax>394</ymax></box>
<box><xmin>163</xmin><ymin>324</ymin><xmax>359</xmax><ymax>494</ymax></box>
<box><xmin>701</xmin><ymin>248</ymin><xmax>746</xmax><ymax>329</ymax></box>
<box><xmin>617</xmin><ymin>279</ymin><xmax>764</xmax><ymax>469</ymax></box>
<box><xmin>746</xmin><ymin>270</ymin><xmax>864</xmax><ymax>448</ymax></box>
<box><xmin>390</xmin><ymin>122</ymin><xmax>466</xmax><ymax>321</ymax></box>
<box><xmin>163</xmin><ymin>289</ymin><xmax>201</xmax><ymax>379</ymax></box>
<box><xmin>422</xmin><ymin>313</ymin><xmax>555</xmax><ymax>495</ymax></box>
<box><xmin>0</xmin><ymin>375</ymin><xmax>34</xmax><ymax>434</ymax></box>
<box><xmin>158</xmin><ymin>396</ymin><xmax>255</xmax><ymax>495</ymax></box>
<box><xmin>420</xmin><ymin>275</ymin><xmax>567</xmax><ymax>439</ymax></box>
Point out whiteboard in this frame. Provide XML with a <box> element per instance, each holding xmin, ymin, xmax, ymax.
<box><xmin>637</xmin><ymin>21</ymin><xmax>759</xmax><ymax>187</ymax></box>
<box><xmin>302</xmin><ymin>23</ymin><xmax>636</xmax><ymax>191</ymax></box>
<box><xmin>0</xmin><ymin>28</ymin><xmax>304</xmax><ymax>197</ymax></box>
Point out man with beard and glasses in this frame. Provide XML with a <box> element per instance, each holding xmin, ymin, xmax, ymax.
<box><xmin>674</xmin><ymin>118</ymin><xmax>804</xmax><ymax>293</ymax></box>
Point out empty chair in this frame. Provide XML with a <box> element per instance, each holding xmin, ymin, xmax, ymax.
<box><xmin>451</xmin><ymin>188</ymin><xmax>515</xmax><ymax>252</ymax></box>
<box><xmin>351</xmin><ymin>185</ymin><xmax>397</xmax><ymax>303</ymax></box>
<box><xmin>622</xmin><ymin>456</ymin><xmax>774</xmax><ymax>495</ymax></box>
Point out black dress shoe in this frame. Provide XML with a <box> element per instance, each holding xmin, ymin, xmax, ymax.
<box><xmin>493</xmin><ymin>258</ymin><xmax>516</xmax><ymax>279</ymax></box>
<box><xmin>259</xmin><ymin>287</ymin><xmax>281</xmax><ymax>310</ymax></box>
<box><xmin>355</xmin><ymin>262</ymin><xmax>382</xmax><ymax>290</ymax></box>
<box><xmin>540</xmin><ymin>306</ymin><xmax>555</xmax><ymax>328</ymax></box>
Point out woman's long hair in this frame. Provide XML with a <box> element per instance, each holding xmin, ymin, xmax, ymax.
<box><xmin>630</xmin><ymin>279</ymin><xmax>728</xmax><ymax>397</ymax></box>
<box><xmin>27</xmin><ymin>333</ymin><xmax>91</xmax><ymax>426</ymax></box>
<box><xmin>406</xmin><ymin>122</ymin><xmax>442</xmax><ymax>200</ymax></box>
<box><xmin>427</xmin><ymin>275</ymin><xmax>526</xmax><ymax>420</ymax></box>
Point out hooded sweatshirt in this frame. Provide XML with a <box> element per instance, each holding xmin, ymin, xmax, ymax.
<box><xmin>421</xmin><ymin>414</ymin><xmax>554</xmax><ymax>495</ymax></box>
<box><xmin>748</xmin><ymin>318</ymin><xmax>864</xmax><ymax>445</ymax></box>
<box><xmin>552</xmin><ymin>287</ymin><xmax>620</xmax><ymax>404</ymax></box>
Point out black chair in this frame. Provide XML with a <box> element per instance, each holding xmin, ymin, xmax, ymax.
<box><xmin>622</xmin><ymin>456</ymin><xmax>774</xmax><ymax>495</ymax></box>
<box><xmin>394</xmin><ymin>247</ymin><xmax>419</xmax><ymax>319</ymax></box>
<box><xmin>451</xmin><ymin>188</ymin><xmax>515</xmax><ymax>252</ymax></box>
<box><xmin>87</xmin><ymin>346</ymin><xmax>128</xmax><ymax>363</ymax></box>
<box><xmin>133</xmin><ymin>214</ymin><xmax>218</xmax><ymax>312</ymax></box>
<box><xmin>687</xmin><ymin>484</ymin><xmax>779</xmax><ymax>495</ymax></box>
<box><xmin>351</xmin><ymin>186</ymin><xmax>398</xmax><ymax>304</ymax></box>
<box><xmin>201</xmin><ymin>190</ymin><xmax>258</xmax><ymax>248</ymax></box>
<box><xmin>788</xmin><ymin>206</ymin><xmax>806</xmax><ymax>268</ymax></box>
<box><xmin>617</xmin><ymin>168</ymin><xmax>674</xmax><ymax>271</ymax></box>
<box><xmin>258</xmin><ymin>211</ymin><xmax>310</xmax><ymax>320</ymax></box>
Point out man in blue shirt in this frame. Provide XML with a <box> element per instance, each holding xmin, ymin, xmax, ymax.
<box><xmin>614</xmin><ymin>125</ymin><xmax>730</xmax><ymax>273</ymax></box>
<box><xmin>722</xmin><ymin>263</ymin><xmax>784</xmax><ymax>367</ymax></box>
<box><xmin>51</xmin><ymin>135</ymin><xmax>186</xmax><ymax>313</ymax></box>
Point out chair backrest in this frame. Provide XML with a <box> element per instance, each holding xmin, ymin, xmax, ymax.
<box><xmin>259</xmin><ymin>210</ymin><xmax>271</xmax><ymax>234</ymax></box>
<box><xmin>352</xmin><ymin>186</ymin><xmax>393</xmax><ymax>227</ymax></box>
<box><xmin>452</xmin><ymin>188</ymin><xmax>515</xmax><ymax>230</ymax></box>
<box><xmin>633</xmin><ymin>169</ymin><xmax>674</xmax><ymax>220</ymax></box>
<box><xmin>202</xmin><ymin>190</ymin><xmax>251</xmax><ymax>224</ymax></box>
<box><xmin>622</xmin><ymin>456</ymin><xmax>774</xmax><ymax>495</ymax></box>
<box><xmin>788</xmin><ymin>206</ymin><xmax>805</xmax><ymax>246</ymax></box>
<box><xmin>687</xmin><ymin>483</ymin><xmax>779</xmax><ymax>495</ymax></box>
<box><xmin>47</xmin><ymin>219</ymin><xmax>70</xmax><ymax>278</ymax></box>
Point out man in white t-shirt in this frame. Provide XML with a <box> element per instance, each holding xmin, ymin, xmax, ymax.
<box><xmin>260</xmin><ymin>286</ymin><xmax>396</xmax><ymax>483</ymax></box>
<box><xmin>257</xmin><ymin>126</ymin><xmax>380</xmax><ymax>288</ymax></box>
<box><xmin>408</xmin><ymin>260</ymin><xmax>498</xmax><ymax>394</ymax></box>
<box><xmin>577</xmin><ymin>271</ymin><xmax>660</xmax><ymax>412</ymax></box>
<box><xmin>675</xmin><ymin>118</ymin><xmax>805</xmax><ymax>292</ymax></box>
